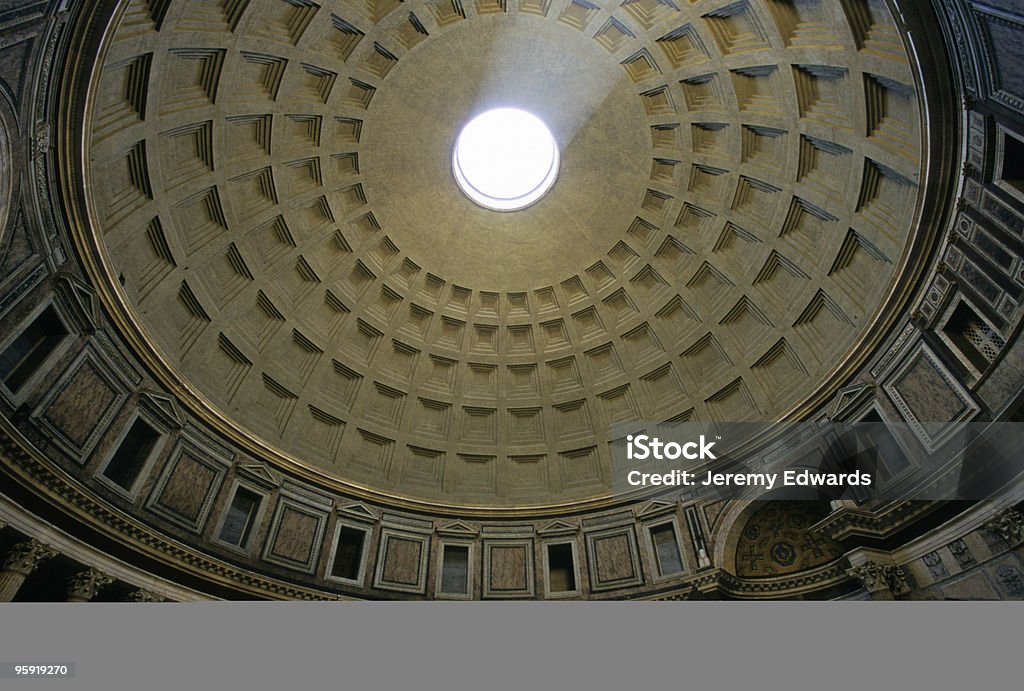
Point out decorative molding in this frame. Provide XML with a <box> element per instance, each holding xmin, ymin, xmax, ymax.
<box><xmin>826</xmin><ymin>383</ymin><xmax>875</xmax><ymax>420</ymax></box>
<box><xmin>635</xmin><ymin>499</ymin><xmax>676</xmax><ymax>519</ymax></box>
<box><xmin>537</xmin><ymin>519</ymin><xmax>579</xmax><ymax>536</ymax></box>
<box><xmin>870</xmin><ymin>322</ymin><xmax>917</xmax><ymax>379</ymax></box>
<box><xmin>436</xmin><ymin>520</ymin><xmax>478</xmax><ymax>537</ymax></box>
<box><xmin>52</xmin><ymin>270</ymin><xmax>99</xmax><ymax>333</ymax></box>
<box><xmin>336</xmin><ymin>502</ymin><xmax>378</xmax><ymax>524</ymax></box>
<box><xmin>0</xmin><ymin>263</ymin><xmax>46</xmax><ymax>319</ymax></box>
<box><xmin>817</xmin><ymin>501</ymin><xmax>939</xmax><ymax>542</ymax></box>
<box><xmin>139</xmin><ymin>391</ymin><xmax>186</xmax><ymax>430</ymax></box>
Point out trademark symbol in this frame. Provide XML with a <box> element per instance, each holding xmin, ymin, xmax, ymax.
<box><xmin>715</xmin><ymin>436</ymin><xmax>722</xmax><ymax>440</ymax></box>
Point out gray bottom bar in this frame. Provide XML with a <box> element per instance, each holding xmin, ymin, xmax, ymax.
<box><xmin>0</xmin><ymin>603</ymin><xmax>1019</xmax><ymax>691</ymax></box>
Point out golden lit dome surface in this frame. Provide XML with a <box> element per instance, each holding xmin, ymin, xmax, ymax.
<box><xmin>83</xmin><ymin>0</ymin><xmax>926</xmax><ymax>507</ymax></box>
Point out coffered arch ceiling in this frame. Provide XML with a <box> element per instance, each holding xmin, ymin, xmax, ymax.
<box><xmin>81</xmin><ymin>0</ymin><xmax>927</xmax><ymax>507</ymax></box>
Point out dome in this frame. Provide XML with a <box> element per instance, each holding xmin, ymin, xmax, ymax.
<box><xmin>84</xmin><ymin>0</ymin><xmax>924</xmax><ymax>508</ymax></box>
<box><xmin>0</xmin><ymin>0</ymin><xmax>1021</xmax><ymax>602</ymax></box>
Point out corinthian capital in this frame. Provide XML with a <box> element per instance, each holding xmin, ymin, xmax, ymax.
<box><xmin>2</xmin><ymin>540</ymin><xmax>57</xmax><ymax>575</ymax></box>
<box><xmin>66</xmin><ymin>568</ymin><xmax>114</xmax><ymax>601</ymax></box>
<box><xmin>984</xmin><ymin>508</ymin><xmax>1024</xmax><ymax>545</ymax></box>
<box><xmin>847</xmin><ymin>561</ymin><xmax>910</xmax><ymax>594</ymax></box>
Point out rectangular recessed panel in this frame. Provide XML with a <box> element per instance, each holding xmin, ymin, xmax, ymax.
<box><xmin>218</xmin><ymin>487</ymin><xmax>261</xmax><ymax>547</ymax></box>
<box><xmin>264</xmin><ymin>502</ymin><xmax>326</xmax><ymax>571</ymax></box>
<box><xmin>149</xmin><ymin>448</ymin><xmax>224</xmax><ymax>531</ymax></box>
<box><xmin>40</xmin><ymin>360</ymin><xmax>119</xmax><ymax>450</ymax></box>
<box><xmin>587</xmin><ymin>527</ymin><xmax>643</xmax><ymax>591</ymax></box>
<box><xmin>376</xmin><ymin>532</ymin><xmax>428</xmax><ymax>593</ymax></box>
<box><xmin>484</xmin><ymin>540</ymin><xmax>534</xmax><ymax>598</ymax></box>
<box><xmin>1</xmin><ymin>307</ymin><xmax>68</xmax><ymax>393</ymax></box>
<box><xmin>382</xmin><ymin>537</ymin><xmax>422</xmax><ymax>585</ymax></box>
<box><xmin>650</xmin><ymin>523</ymin><xmax>684</xmax><ymax>576</ymax></box>
<box><xmin>331</xmin><ymin>525</ymin><xmax>368</xmax><ymax>581</ymax></box>
<box><xmin>103</xmin><ymin>418</ymin><xmax>161</xmax><ymax>490</ymax></box>
<box><xmin>441</xmin><ymin>544</ymin><xmax>471</xmax><ymax>595</ymax></box>
<box><xmin>546</xmin><ymin>542</ymin><xmax>577</xmax><ymax>594</ymax></box>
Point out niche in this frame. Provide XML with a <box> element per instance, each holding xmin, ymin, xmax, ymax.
<box><xmin>439</xmin><ymin>543</ymin><xmax>471</xmax><ymax>597</ymax></box>
<box><xmin>0</xmin><ymin>305</ymin><xmax>70</xmax><ymax>395</ymax></box>
<box><xmin>649</xmin><ymin>522</ymin><xmax>685</xmax><ymax>577</ymax></box>
<box><xmin>101</xmin><ymin>417</ymin><xmax>161</xmax><ymax>492</ymax></box>
<box><xmin>545</xmin><ymin>542</ymin><xmax>578</xmax><ymax>596</ymax></box>
<box><xmin>329</xmin><ymin>524</ymin><xmax>369</xmax><ymax>583</ymax></box>
<box><xmin>941</xmin><ymin>299</ymin><xmax>1005</xmax><ymax>374</ymax></box>
<box><xmin>217</xmin><ymin>485</ymin><xmax>263</xmax><ymax>550</ymax></box>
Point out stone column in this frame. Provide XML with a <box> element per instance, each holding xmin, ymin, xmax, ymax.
<box><xmin>0</xmin><ymin>539</ymin><xmax>57</xmax><ymax>601</ymax></box>
<box><xmin>66</xmin><ymin>568</ymin><xmax>114</xmax><ymax>602</ymax></box>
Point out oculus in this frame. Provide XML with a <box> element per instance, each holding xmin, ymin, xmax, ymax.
<box><xmin>452</xmin><ymin>108</ymin><xmax>559</xmax><ymax>211</ymax></box>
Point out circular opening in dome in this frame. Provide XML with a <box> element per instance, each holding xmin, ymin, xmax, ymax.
<box><xmin>453</xmin><ymin>108</ymin><xmax>559</xmax><ymax>211</ymax></box>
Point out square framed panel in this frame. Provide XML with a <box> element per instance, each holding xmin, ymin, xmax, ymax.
<box><xmin>482</xmin><ymin>539</ymin><xmax>534</xmax><ymax>598</ymax></box>
<box><xmin>31</xmin><ymin>346</ymin><xmax>131</xmax><ymax>463</ymax></box>
<box><xmin>145</xmin><ymin>438</ymin><xmax>230</xmax><ymax>533</ymax></box>
<box><xmin>374</xmin><ymin>528</ymin><xmax>430</xmax><ymax>594</ymax></box>
<box><xmin>884</xmin><ymin>342</ymin><xmax>980</xmax><ymax>451</ymax></box>
<box><xmin>585</xmin><ymin>525</ymin><xmax>644</xmax><ymax>591</ymax></box>
<box><xmin>261</xmin><ymin>497</ymin><xmax>329</xmax><ymax>574</ymax></box>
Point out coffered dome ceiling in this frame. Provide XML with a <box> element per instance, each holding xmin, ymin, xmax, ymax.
<box><xmin>82</xmin><ymin>0</ymin><xmax>926</xmax><ymax>507</ymax></box>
